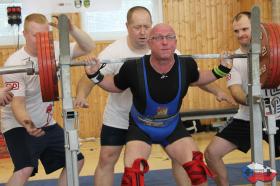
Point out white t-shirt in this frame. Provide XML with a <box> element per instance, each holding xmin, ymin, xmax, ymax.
<box><xmin>227</xmin><ymin>48</ymin><xmax>280</xmax><ymax>121</ymax></box>
<box><xmin>1</xmin><ymin>42</ymin><xmax>74</xmax><ymax>133</ymax></box>
<box><xmin>99</xmin><ymin>36</ymin><xmax>150</xmax><ymax>129</ymax></box>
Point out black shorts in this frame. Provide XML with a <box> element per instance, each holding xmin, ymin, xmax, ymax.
<box><xmin>100</xmin><ymin>125</ymin><xmax>128</xmax><ymax>146</ymax></box>
<box><xmin>126</xmin><ymin>121</ymin><xmax>191</xmax><ymax>147</ymax></box>
<box><xmin>4</xmin><ymin>124</ymin><xmax>84</xmax><ymax>176</ymax></box>
<box><xmin>216</xmin><ymin>118</ymin><xmax>280</xmax><ymax>157</ymax></box>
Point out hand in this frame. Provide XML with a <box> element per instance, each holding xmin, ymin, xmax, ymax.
<box><xmin>49</xmin><ymin>15</ymin><xmax>75</xmax><ymax>31</ymax></box>
<box><xmin>23</xmin><ymin>120</ymin><xmax>45</xmax><ymax>137</ymax></box>
<box><xmin>84</xmin><ymin>56</ymin><xmax>101</xmax><ymax>76</ymax></box>
<box><xmin>74</xmin><ymin>97</ymin><xmax>89</xmax><ymax>108</ymax></box>
<box><xmin>0</xmin><ymin>85</ymin><xmax>14</xmax><ymax>106</ymax></box>
<box><xmin>49</xmin><ymin>15</ymin><xmax>58</xmax><ymax>28</ymax></box>
<box><xmin>220</xmin><ymin>51</ymin><xmax>233</xmax><ymax>69</ymax></box>
<box><xmin>216</xmin><ymin>91</ymin><xmax>237</xmax><ymax>105</ymax></box>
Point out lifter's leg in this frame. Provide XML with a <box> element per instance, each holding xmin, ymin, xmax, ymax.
<box><xmin>165</xmin><ymin>137</ymin><xmax>213</xmax><ymax>186</ymax></box>
<box><xmin>121</xmin><ymin>141</ymin><xmax>151</xmax><ymax>186</ymax></box>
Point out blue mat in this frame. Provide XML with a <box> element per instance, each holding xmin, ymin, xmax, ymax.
<box><xmin>1</xmin><ymin>161</ymin><xmax>279</xmax><ymax>186</ymax></box>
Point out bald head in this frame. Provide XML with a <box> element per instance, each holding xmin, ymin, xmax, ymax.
<box><xmin>150</xmin><ymin>23</ymin><xmax>176</xmax><ymax>37</ymax></box>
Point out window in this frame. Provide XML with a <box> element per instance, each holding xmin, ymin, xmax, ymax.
<box><xmin>0</xmin><ymin>0</ymin><xmax>163</xmax><ymax>45</ymax></box>
<box><xmin>81</xmin><ymin>0</ymin><xmax>163</xmax><ymax>41</ymax></box>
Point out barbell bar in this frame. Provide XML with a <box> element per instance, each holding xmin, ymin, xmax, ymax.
<box><xmin>0</xmin><ymin>53</ymin><xmax>247</xmax><ymax>72</ymax></box>
<box><xmin>71</xmin><ymin>53</ymin><xmax>248</xmax><ymax>66</ymax></box>
<box><xmin>0</xmin><ymin>53</ymin><xmax>248</xmax><ymax>73</ymax></box>
<box><xmin>2</xmin><ymin>22</ymin><xmax>280</xmax><ymax>102</ymax></box>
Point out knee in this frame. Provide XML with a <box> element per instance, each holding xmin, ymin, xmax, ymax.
<box><xmin>204</xmin><ymin>146</ymin><xmax>218</xmax><ymax>163</ymax></box>
<box><xmin>99</xmin><ymin>151</ymin><xmax>120</xmax><ymax>166</ymax></box>
<box><xmin>204</xmin><ymin>147</ymin><xmax>212</xmax><ymax>162</ymax></box>
<box><xmin>183</xmin><ymin>151</ymin><xmax>214</xmax><ymax>185</ymax></box>
<box><xmin>15</xmin><ymin>167</ymin><xmax>34</xmax><ymax>178</ymax></box>
<box><xmin>121</xmin><ymin>159</ymin><xmax>149</xmax><ymax>186</ymax></box>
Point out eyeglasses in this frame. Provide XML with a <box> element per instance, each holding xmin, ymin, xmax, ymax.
<box><xmin>149</xmin><ymin>35</ymin><xmax>176</xmax><ymax>41</ymax></box>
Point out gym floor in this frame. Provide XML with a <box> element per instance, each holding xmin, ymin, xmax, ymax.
<box><xmin>0</xmin><ymin>132</ymin><xmax>275</xmax><ymax>185</ymax></box>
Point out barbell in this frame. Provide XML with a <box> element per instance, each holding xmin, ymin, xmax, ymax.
<box><xmin>1</xmin><ymin>23</ymin><xmax>280</xmax><ymax>102</ymax></box>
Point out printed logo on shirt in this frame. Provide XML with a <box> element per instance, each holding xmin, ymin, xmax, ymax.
<box><xmin>263</xmin><ymin>88</ymin><xmax>280</xmax><ymax>118</ymax></box>
<box><xmin>5</xmin><ymin>81</ymin><xmax>19</xmax><ymax>90</ymax></box>
<box><xmin>42</xmin><ymin>104</ymin><xmax>53</xmax><ymax>127</ymax></box>
<box><xmin>263</xmin><ymin>87</ymin><xmax>280</xmax><ymax>97</ymax></box>
<box><xmin>156</xmin><ymin>106</ymin><xmax>168</xmax><ymax>117</ymax></box>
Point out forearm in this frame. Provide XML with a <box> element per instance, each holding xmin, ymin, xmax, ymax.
<box><xmin>70</xmin><ymin>25</ymin><xmax>95</xmax><ymax>54</ymax></box>
<box><xmin>232</xmin><ymin>92</ymin><xmax>247</xmax><ymax>105</ymax></box>
<box><xmin>11</xmin><ymin>97</ymin><xmax>45</xmax><ymax>137</ymax></box>
<box><xmin>199</xmin><ymin>83</ymin><xmax>220</xmax><ymax>95</ymax></box>
<box><xmin>76</xmin><ymin>75</ymin><xmax>95</xmax><ymax>99</ymax></box>
<box><xmin>11</xmin><ymin>97</ymin><xmax>32</xmax><ymax>127</ymax></box>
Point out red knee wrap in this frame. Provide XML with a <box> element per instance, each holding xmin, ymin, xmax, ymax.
<box><xmin>183</xmin><ymin>151</ymin><xmax>214</xmax><ymax>185</ymax></box>
<box><xmin>121</xmin><ymin>158</ymin><xmax>149</xmax><ymax>186</ymax></box>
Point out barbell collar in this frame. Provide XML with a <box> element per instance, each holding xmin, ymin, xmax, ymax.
<box><xmin>0</xmin><ymin>61</ymin><xmax>34</xmax><ymax>75</ymax></box>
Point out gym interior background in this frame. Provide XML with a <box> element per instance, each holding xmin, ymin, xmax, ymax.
<box><xmin>0</xmin><ymin>0</ymin><xmax>278</xmax><ymax>138</ymax></box>
<box><xmin>0</xmin><ymin>0</ymin><xmax>279</xmax><ymax>185</ymax></box>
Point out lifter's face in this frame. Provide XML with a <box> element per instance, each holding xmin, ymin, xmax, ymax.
<box><xmin>148</xmin><ymin>24</ymin><xmax>177</xmax><ymax>60</ymax></box>
<box><xmin>232</xmin><ymin>15</ymin><xmax>251</xmax><ymax>48</ymax></box>
<box><xmin>126</xmin><ymin>9</ymin><xmax>152</xmax><ymax>49</ymax></box>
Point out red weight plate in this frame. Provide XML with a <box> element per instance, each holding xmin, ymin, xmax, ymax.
<box><xmin>48</xmin><ymin>32</ymin><xmax>59</xmax><ymax>101</ymax></box>
<box><xmin>272</xmin><ymin>23</ymin><xmax>280</xmax><ymax>88</ymax></box>
<box><xmin>260</xmin><ymin>24</ymin><xmax>270</xmax><ymax>88</ymax></box>
<box><xmin>270</xmin><ymin>23</ymin><xmax>280</xmax><ymax>87</ymax></box>
<box><xmin>269</xmin><ymin>23</ymin><xmax>279</xmax><ymax>88</ymax></box>
<box><xmin>266</xmin><ymin>23</ymin><xmax>278</xmax><ymax>88</ymax></box>
<box><xmin>261</xmin><ymin>23</ymin><xmax>276</xmax><ymax>88</ymax></box>
<box><xmin>36</xmin><ymin>32</ymin><xmax>49</xmax><ymax>102</ymax></box>
<box><xmin>37</xmin><ymin>32</ymin><xmax>59</xmax><ymax>102</ymax></box>
<box><xmin>36</xmin><ymin>32</ymin><xmax>59</xmax><ymax>102</ymax></box>
<box><xmin>43</xmin><ymin>32</ymin><xmax>59</xmax><ymax>102</ymax></box>
<box><xmin>262</xmin><ymin>24</ymin><xmax>273</xmax><ymax>88</ymax></box>
<box><xmin>41</xmin><ymin>32</ymin><xmax>51</xmax><ymax>102</ymax></box>
<box><xmin>43</xmin><ymin>32</ymin><xmax>54</xmax><ymax>102</ymax></box>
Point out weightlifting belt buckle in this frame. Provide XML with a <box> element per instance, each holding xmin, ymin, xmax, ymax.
<box><xmin>137</xmin><ymin>114</ymin><xmax>177</xmax><ymax>128</ymax></box>
<box><xmin>138</xmin><ymin>117</ymin><xmax>165</xmax><ymax>127</ymax></box>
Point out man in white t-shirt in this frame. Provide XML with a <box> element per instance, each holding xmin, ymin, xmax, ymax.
<box><xmin>204</xmin><ymin>12</ymin><xmax>280</xmax><ymax>186</ymax></box>
<box><xmin>1</xmin><ymin>13</ymin><xmax>95</xmax><ymax>186</ymax></box>
<box><xmin>75</xmin><ymin>6</ymin><xmax>235</xmax><ymax>186</ymax></box>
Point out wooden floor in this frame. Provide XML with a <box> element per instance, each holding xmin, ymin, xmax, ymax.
<box><xmin>0</xmin><ymin>132</ymin><xmax>275</xmax><ymax>185</ymax></box>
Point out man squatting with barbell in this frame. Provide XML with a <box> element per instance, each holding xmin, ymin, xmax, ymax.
<box><xmin>84</xmin><ymin>23</ymin><xmax>233</xmax><ymax>186</ymax></box>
